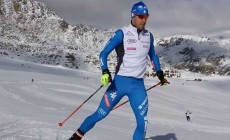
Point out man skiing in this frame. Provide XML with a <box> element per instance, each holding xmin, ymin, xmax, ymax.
<box><xmin>185</xmin><ymin>110</ymin><xmax>192</xmax><ymax>121</ymax></box>
<box><xmin>68</xmin><ymin>1</ymin><xmax>168</xmax><ymax>140</ymax></box>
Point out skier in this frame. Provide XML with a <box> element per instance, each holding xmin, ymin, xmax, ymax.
<box><xmin>68</xmin><ymin>1</ymin><xmax>168</xmax><ymax>140</ymax></box>
<box><xmin>185</xmin><ymin>110</ymin><xmax>192</xmax><ymax>121</ymax></box>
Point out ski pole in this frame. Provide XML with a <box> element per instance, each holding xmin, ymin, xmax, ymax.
<box><xmin>58</xmin><ymin>85</ymin><xmax>103</xmax><ymax>127</ymax></box>
<box><xmin>112</xmin><ymin>81</ymin><xmax>169</xmax><ymax>111</ymax></box>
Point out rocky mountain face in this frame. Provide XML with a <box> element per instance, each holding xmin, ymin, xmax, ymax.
<box><xmin>0</xmin><ymin>0</ymin><xmax>230</xmax><ymax>76</ymax></box>
<box><xmin>156</xmin><ymin>36</ymin><xmax>230</xmax><ymax>75</ymax></box>
<box><xmin>0</xmin><ymin>0</ymin><xmax>113</xmax><ymax>73</ymax></box>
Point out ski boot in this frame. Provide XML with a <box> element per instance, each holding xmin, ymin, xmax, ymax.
<box><xmin>68</xmin><ymin>129</ymin><xmax>84</xmax><ymax>140</ymax></box>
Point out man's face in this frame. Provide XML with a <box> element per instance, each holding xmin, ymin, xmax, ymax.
<box><xmin>132</xmin><ymin>14</ymin><xmax>149</xmax><ymax>30</ymax></box>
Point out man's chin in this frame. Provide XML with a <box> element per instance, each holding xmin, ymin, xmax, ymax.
<box><xmin>138</xmin><ymin>26</ymin><xmax>145</xmax><ymax>30</ymax></box>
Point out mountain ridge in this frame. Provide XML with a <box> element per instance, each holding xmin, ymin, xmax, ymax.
<box><xmin>0</xmin><ymin>0</ymin><xmax>230</xmax><ymax>76</ymax></box>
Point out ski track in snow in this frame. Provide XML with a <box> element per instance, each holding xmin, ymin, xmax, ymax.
<box><xmin>0</xmin><ymin>59</ymin><xmax>230</xmax><ymax>140</ymax></box>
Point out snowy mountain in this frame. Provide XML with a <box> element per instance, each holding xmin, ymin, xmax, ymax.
<box><xmin>1</xmin><ymin>0</ymin><xmax>230</xmax><ymax>75</ymax></box>
<box><xmin>1</xmin><ymin>1</ymin><xmax>230</xmax><ymax>140</ymax></box>
<box><xmin>156</xmin><ymin>35</ymin><xmax>230</xmax><ymax>75</ymax></box>
<box><xmin>0</xmin><ymin>0</ymin><xmax>113</xmax><ymax>73</ymax></box>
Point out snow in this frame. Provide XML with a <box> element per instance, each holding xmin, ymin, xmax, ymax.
<box><xmin>0</xmin><ymin>58</ymin><xmax>230</xmax><ymax>140</ymax></box>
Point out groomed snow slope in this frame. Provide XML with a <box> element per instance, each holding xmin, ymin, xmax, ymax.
<box><xmin>0</xmin><ymin>59</ymin><xmax>230</xmax><ymax>140</ymax></box>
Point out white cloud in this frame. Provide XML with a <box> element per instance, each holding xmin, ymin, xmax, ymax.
<box><xmin>37</xmin><ymin>0</ymin><xmax>230</xmax><ymax>37</ymax></box>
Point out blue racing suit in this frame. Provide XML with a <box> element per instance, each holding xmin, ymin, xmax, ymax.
<box><xmin>79</xmin><ymin>24</ymin><xmax>161</xmax><ymax>140</ymax></box>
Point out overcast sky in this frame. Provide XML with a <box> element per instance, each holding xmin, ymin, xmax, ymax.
<box><xmin>37</xmin><ymin>0</ymin><xmax>230</xmax><ymax>37</ymax></box>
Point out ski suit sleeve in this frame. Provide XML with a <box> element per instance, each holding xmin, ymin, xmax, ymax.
<box><xmin>99</xmin><ymin>29</ymin><xmax>123</xmax><ymax>71</ymax></box>
<box><xmin>148</xmin><ymin>33</ymin><xmax>161</xmax><ymax>72</ymax></box>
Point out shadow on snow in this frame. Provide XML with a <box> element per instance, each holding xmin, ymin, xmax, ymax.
<box><xmin>146</xmin><ymin>133</ymin><xmax>177</xmax><ymax>140</ymax></box>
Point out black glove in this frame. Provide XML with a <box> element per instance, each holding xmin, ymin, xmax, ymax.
<box><xmin>156</xmin><ymin>70</ymin><xmax>168</xmax><ymax>85</ymax></box>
